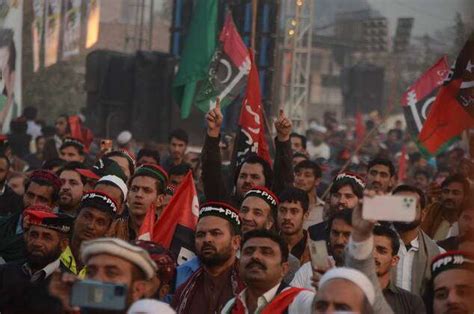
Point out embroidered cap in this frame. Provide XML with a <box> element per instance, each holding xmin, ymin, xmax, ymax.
<box><xmin>24</xmin><ymin>209</ymin><xmax>74</xmax><ymax>233</ymax></box>
<box><xmin>431</xmin><ymin>251</ymin><xmax>474</xmax><ymax>280</ymax></box>
<box><xmin>80</xmin><ymin>191</ymin><xmax>119</xmax><ymax>217</ymax></box>
<box><xmin>199</xmin><ymin>201</ymin><xmax>241</xmax><ymax>230</ymax></box>
<box><xmin>243</xmin><ymin>186</ymin><xmax>279</xmax><ymax>213</ymax></box>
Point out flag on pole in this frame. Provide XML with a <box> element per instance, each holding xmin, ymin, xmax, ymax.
<box><xmin>173</xmin><ymin>0</ymin><xmax>218</xmax><ymax>119</ymax></box>
<box><xmin>355</xmin><ymin>112</ymin><xmax>366</xmax><ymax>142</ymax></box>
<box><xmin>138</xmin><ymin>203</ymin><xmax>156</xmax><ymax>241</ymax></box>
<box><xmin>397</xmin><ymin>145</ymin><xmax>407</xmax><ymax>183</ymax></box>
<box><xmin>195</xmin><ymin>12</ymin><xmax>251</xmax><ymax>113</ymax></box>
<box><xmin>418</xmin><ymin>35</ymin><xmax>474</xmax><ymax>155</ymax></box>
<box><xmin>234</xmin><ymin>50</ymin><xmax>272</xmax><ymax>166</ymax></box>
<box><xmin>140</xmin><ymin>171</ymin><xmax>199</xmax><ymax>265</ymax></box>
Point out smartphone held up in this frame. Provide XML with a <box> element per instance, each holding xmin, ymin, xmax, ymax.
<box><xmin>362</xmin><ymin>195</ymin><xmax>417</xmax><ymax>222</ymax></box>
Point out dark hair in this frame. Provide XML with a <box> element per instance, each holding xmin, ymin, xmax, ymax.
<box><xmin>294</xmin><ymin>160</ymin><xmax>322</xmax><ymax>178</ymax></box>
<box><xmin>168</xmin><ymin>128</ymin><xmax>189</xmax><ymax>144</ymax></box>
<box><xmin>42</xmin><ymin>158</ymin><xmax>66</xmax><ymax>173</ymax></box>
<box><xmin>25</xmin><ymin>176</ymin><xmax>60</xmax><ymax>203</ymax></box>
<box><xmin>392</xmin><ymin>184</ymin><xmax>426</xmax><ymax>209</ymax></box>
<box><xmin>278</xmin><ymin>187</ymin><xmax>309</xmax><ymax>213</ymax></box>
<box><xmin>368</xmin><ymin>157</ymin><xmax>395</xmax><ymax>177</ymax></box>
<box><xmin>137</xmin><ymin>148</ymin><xmax>160</xmax><ymax>164</ymax></box>
<box><xmin>290</xmin><ymin>133</ymin><xmax>307</xmax><ymax>149</ymax></box>
<box><xmin>35</xmin><ymin>135</ymin><xmax>45</xmax><ymax>145</ymax></box>
<box><xmin>130</xmin><ymin>173</ymin><xmax>165</xmax><ymax>195</ymax></box>
<box><xmin>328</xmin><ymin>208</ymin><xmax>353</xmax><ymax>231</ymax></box>
<box><xmin>414</xmin><ymin>168</ymin><xmax>431</xmax><ymax>180</ymax></box>
<box><xmin>242</xmin><ymin>229</ymin><xmax>289</xmax><ymax>263</ymax></box>
<box><xmin>23</xmin><ymin>106</ymin><xmax>38</xmax><ymax>120</ymax></box>
<box><xmin>0</xmin><ymin>154</ymin><xmax>10</xmax><ymax>169</ymax></box>
<box><xmin>234</xmin><ymin>154</ymin><xmax>273</xmax><ymax>189</ymax></box>
<box><xmin>373</xmin><ymin>225</ymin><xmax>400</xmax><ymax>256</ymax></box>
<box><xmin>57</xmin><ymin>161</ymin><xmax>87</xmax><ymax>185</ymax></box>
<box><xmin>169</xmin><ymin>163</ymin><xmax>192</xmax><ymax>177</ymax></box>
<box><xmin>441</xmin><ymin>174</ymin><xmax>470</xmax><ymax>195</ymax></box>
<box><xmin>105</xmin><ymin>151</ymin><xmax>135</xmax><ymax>175</ymax></box>
<box><xmin>292</xmin><ymin>152</ymin><xmax>308</xmax><ymax>160</ymax></box>
<box><xmin>59</xmin><ymin>142</ymin><xmax>84</xmax><ymax>155</ymax></box>
<box><xmin>330</xmin><ymin>178</ymin><xmax>364</xmax><ymax>199</ymax></box>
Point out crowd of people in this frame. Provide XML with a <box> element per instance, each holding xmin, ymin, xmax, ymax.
<box><xmin>0</xmin><ymin>103</ymin><xmax>472</xmax><ymax>314</ymax></box>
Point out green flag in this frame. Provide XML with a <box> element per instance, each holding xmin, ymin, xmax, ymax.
<box><xmin>173</xmin><ymin>0</ymin><xmax>218</xmax><ymax>119</ymax></box>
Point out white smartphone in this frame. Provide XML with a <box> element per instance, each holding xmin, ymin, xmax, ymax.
<box><xmin>362</xmin><ymin>195</ymin><xmax>417</xmax><ymax>222</ymax></box>
<box><xmin>309</xmin><ymin>240</ymin><xmax>329</xmax><ymax>269</ymax></box>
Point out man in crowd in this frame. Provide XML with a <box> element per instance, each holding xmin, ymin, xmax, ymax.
<box><xmin>308</xmin><ymin>172</ymin><xmax>364</xmax><ymax>241</ymax></box>
<box><xmin>366</xmin><ymin>157</ymin><xmax>396</xmax><ymax>194</ymax></box>
<box><xmin>422</xmin><ymin>174</ymin><xmax>469</xmax><ymax>240</ymax></box>
<box><xmin>290</xmin><ymin>132</ymin><xmax>307</xmax><ymax>154</ymax></box>
<box><xmin>428</xmin><ymin>251</ymin><xmax>474</xmax><ymax>314</ymax></box>
<box><xmin>373</xmin><ymin>225</ymin><xmax>426</xmax><ymax>313</ymax></box>
<box><xmin>54</xmin><ymin>115</ymin><xmax>70</xmax><ymax>150</ymax></box>
<box><xmin>221</xmin><ymin>230</ymin><xmax>314</xmax><ymax>313</ymax></box>
<box><xmin>0</xmin><ymin>209</ymin><xmax>73</xmax><ymax>310</ymax></box>
<box><xmin>0</xmin><ymin>153</ymin><xmax>22</xmax><ymax>216</ymax></box>
<box><xmin>293</xmin><ymin>160</ymin><xmax>325</xmax><ymax>229</ymax></box>
<box><xmin>137</xmin><ymin>148</ymin><xmax>161</xmax><ymax>166</ymax></box>
<box><xmin>57</xmin><ymin>161</ymin><xmax>86</xmax><ymax>216</ymax></box>
<box><xmin>169</xmin><ymin>163</ymin><xmax>192</xmax><ymax>187</ymax></box>
<box><xmin>0</xmin><ymin>170</ymin><xmax>62</xmax><ymax>262</ymax></box>
<box><xmin>392</xmin><ymin>185</ymin><xmax>443</xmax><ymax>297</ymax></box>
<box><xmin>60</xmin><ymin>191</ymin><xmax>118</xmax><ymax>277</ymax></box>
<box><xmin>94</xmin><ymin>174</ymin><xmax>128</xmax><ymax>214</ymax></box>
<box><xmin>104</xmin><ymin>150</ymin><xmax>136</xmax><ymax>180</ymax></box>
<box><xmin>437</xmin><ymin>202</ymin><xmax>474</xmax><ymax>251</ymax></box>
<box><xmin>413</xmin><ymin>169</ymin><xmax>431</xmax><ymax>193</ymax></box>
<box><xmin>50</xmin><ymin>237</ymin><xmax>158</xmax><ymax>313</ymax></box>
<box><xmin>59</xmin><ymin>137</ymin><xmax>85</xmax><ymax>163</ymax></box>
<box><xmin>128</xmin><ymin>164</ymin><xmax>168</xmax><ymax>239</ymax></box>
<box><xmin>163</xmin><ymin>128</ymin><xmax>188</xmax><ymax>172</ymax></box>
<box><xmin>277</xmin><ymin>187</ymin><xmax>311</xmax><ymax>264</ymax></box>
<box><xmin>202</xmin><ymin>100</ymin><xmax>293</xmax><ymax>207</ymax></box>
<box><xmin>172</xmin><ymin>202</ymin><xmax>244</xmax><ymax>314</ymax></box>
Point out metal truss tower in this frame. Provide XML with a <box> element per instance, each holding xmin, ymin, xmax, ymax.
<box><xmin>279</xmin><ymin>0</ymin><xmax>314</xmax><ymax>131</ymax></box>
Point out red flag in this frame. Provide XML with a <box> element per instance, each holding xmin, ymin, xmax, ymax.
<box><xmin>68</xmin><ymin>115</ymin><xmax>94</xmax><ymax>151</ymax></box>
<box><xmin>355</xmin><ymin>112</ymin><xmax>366</xmax><ymax>141</ymax></box>
<box><xmin>235</xmin><ymin>50</ymin><xmax>272</xmax><ymax>166</ymax></box>
<box><xmin>152</xmin><ymin>171</ymin><xmax>199</xmax><ymax>264</ymax></box>
<box><xmin>397</xmin><ymin>145</ymin><xmax>407</xmax><ymax>183</ymax></box>
<box><xmin>137</xmin><ymin>203</ymin><xmax>156</xmax><ymax>241</ymax></box>
<box><xmin>419</xmin><ymin>36</ymin><xmax>474</xmax><ymax>154</ymax></box>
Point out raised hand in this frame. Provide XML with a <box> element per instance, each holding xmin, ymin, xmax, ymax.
<box><xmin>206</xmin><ymin>97</ymin><xmax>223</xmax><ymax>138</ymax></box>
<box><xmin>274</xmin><ymin>109</ymin><xmax>292</xmax><ymax>142</ymax></box>
<box><xmin>352</xmin><ymin>191</ymin><xmax>376</xmax><ymax>242</ymax></box>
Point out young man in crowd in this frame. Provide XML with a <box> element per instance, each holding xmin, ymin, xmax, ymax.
<box><xmin>366</xmin><ymin>157</ymin><xmax>396</xmax><ymax>194</ymax></box>
<box><xmin>172</xmin><ymin>202</ymin><xmax>244</xmax><ymax>314</ymax></box>
<box><xmin>94</xmin><ymin>174</ymin><xmax>128</xmax><ymax>213</ymax></box>
<box><xmin>104</xmin><ymin>150</ymin><xmax>136</xmax><ymax>180</ymax></box>
<box><xmin>373</xmin><ymin>225</ymin><xmax>426</xmax><ymax>313</ymax></box>
<box><xmin>437</xmin><ymin>202</ymin><xmax>474</xmax><ymax>251</ymax></box>
<box><xmin>0</xmin><ymin>209</ymin><xmax>73</xmax><ymax>311</ymax></box>
<box><xmin>290</xmin><ymin>132</ymin><xmax>307</xmax><ymax>154</ymax></box>
<box><xmin>59</xmin><ymin>137</ymin><xmax>85</xmax><ymax>163</ymax></box>
<box><xmin>163</xmin><ymin>128</ymin><xmax>188</xmax><ymax>172</ymax></box>
<box><xmin>202</xmin><ymin>100</ymin><xmax>293</xmax><ymax>207</ymax></box>
<box><xmin>169</xmin><ymin>163</ymin><xmax>192</xmax><ymax>187</ymax></box>
<box><xmin>392</xmin><ymin>185</ymin><xmax>443</xmax><ymax>297</ymax></box>
<box><xmin>0</xmin><ymin>170</ymin><xmax>62</xmax><ymax>263</ymax></box>
<box><xmin>221</xmin><ymin>230</ymin><xmax>314</xmax><ymax>313</ymax></box>
<box><xmin>0</xmin><ymin>153</ymin><xmax>22</xmax><ymax>216</ymax></box>
<box><xmin>293</xmin><ymin>160</ymin><xmax>325</xmax><ymax>228</ymax></box>
<box><xmin>277</xmin><ymin>187</ymin><xmax>311</xmax><ymax>264</ymax></box>
<box><xmin>136</xmin><ymin>148</ymin><xmax>161</xmax><ymax>166</ymax></box>
<box><xmin>60</xmin><ymin>191</ymin><xmax>118</xmax><ymax>277</ymax></box>
<box><xmin>54</xmin><ymin>115</ymin><xmax>70</xmax><ymax>150</ymax></box>
<box><xmin>422</xmin><ymin>174</ymin><xmax>470</xmax><ymax>240</ymax></box>
<box><xmin>57</xmin><ymin>161</ymin><xmax>86</xmax><ymax>216</ymax></box>
<box><xmin>128</xmin><ymin>164</ymin><xmax>168</xmax><ymax>239</ymax></box>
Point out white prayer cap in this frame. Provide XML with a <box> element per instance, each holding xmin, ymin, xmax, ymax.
<box><xmin>127</xmin><ymin>299</ymin><xmax>176</xmax><ymax>314</ymax></box>
<box><xmin>117</xmin><ymin>130</ymin><xmax>133</xmax><ymax>145</ymax></box>
<box><xmin>319</xmin><ymin>267</ymin><xmax>375</xmax><ymax>305</ymax></box>
<box><xmin>97</xmin><ymin>175</ymin><xmax>128</xmax><ymax>201</ymax></box>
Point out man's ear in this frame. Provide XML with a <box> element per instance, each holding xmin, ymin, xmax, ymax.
<box><xmin>131</xmin><ymin>280</ymin><xmax>148</xmax><ymax>302</ymax></box>
<box><xmin>60</xmin><ymin>236</ymin><xmax>69</xmax><ymax>251</ymax></box>
<box><xmin>232</xmin><ymin>235</ymin><xmax>241</xmax><ymax>252</ymax></box>
<box><xmin>280</xmin><ymin>261</ymin><xmax>289</xmax><ymax>278</ymax></box>
<box><xmin>159</xmin><ymin>284</ymin><xmax>171</xmax><ymax>300</ymax></box>
<box><xmin>391</xmin><ymin>254</ymin><xmax>400</xmax><ymax>268</ymax></box>
<box><xmin>155</xmin><ymin>194</ymin><xmax>165</xmax><ymax>208</ymax></box>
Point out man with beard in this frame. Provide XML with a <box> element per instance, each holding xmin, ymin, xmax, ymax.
<box><xmin>172</xmin><ymin>202</ymin><xmax>244</xmax><ymax>314</ymax></box>
<box><xmin>0</xmin><ymin>153</ymin><xmax>22</xmax><ymax>216</ymax></box>
<box><xmin>221</xmin><ymin>230</ymin><xmax>314</xmax><ymax>313</ymax></box>
<box><xmin>290</xmin><ymin>208</ymin><xmax>353</xmax><ymax>290</ymax></box>
<box><xmin>49</xmin><ymin>238</ymin><xmax>157</xmax><ymax>314</ymax></box>
<box><xmin>373</xmin><ymin>225</ymin><xmax>426</xmax><ymax>314</ymax></box>
<box><xmin>293</xmin><ymin>160</ymin><xmax>325</xmax><ymax>229</ymax></box>
<box><xmin>60</xmin><ymin>191</ymin><xmax>118</xmax><ymax>277</ymax></box>
<box><xmin>0</xmin><ymin>209</ymin><xmax>72</xmax><ymax>310</ymax></box>
<box><xmin>308</xmin><ymin>172</ymin><xmax>364</xmax><ymax>241</ymax></box>
<box><xmin>392</xmin><ymin>185</ymin><xmax>443</xmax><ymax>297</ymax></box>
<box><xmin>202</xmin><ymin>99</ymin><xmax>293</xmax><ymax>207</ymax></box>
<box><xmin>162</xmin><ymin>128</ymin><xmax>188</xmax><ymax>172</ymax></box>
<box><xmin>57</xmin><ymin>161</ymin><xmax>86</xmax><ymax>217</ymax></box>
<box><xmin>422</xmin><ymin>174</ymin><xmax>470</xmax><ymax>241</ymax></box>
<box><xmin>277</xmin><ymin>187</ymin><xmax>311</xmax><ymax>264</ymax></box>
<box><xmin>427</xmin><ymin>251</ymin><xmax>474</xmax><ymax>314</ymax></box>
<box><xmin>438</xmin><ymin>203</ymin><xmax>474</xmax><ymax>250</ymax></box>
<box><xmin>240</xmin><ymin>187</ymin><xmax>279</xmax><ymax>234</ymax></box>
<box><xmin>366</xmin><ymin>157</ymin><xmax>396</xmax><ymax>194</ymax></box>
<box><xmin>59</xmin><ymin>137</ymin><xmax>86</xmax><ymax>163</ymax></box>
<box><xmin>0</xmin><ymin>170</ymin><xmax>62</xmax><ymax>263</ymax></box>
<box><xmin>128</xmin><ymin>164</ymin><xmax>168</xmax><ymax>240</ymax></box>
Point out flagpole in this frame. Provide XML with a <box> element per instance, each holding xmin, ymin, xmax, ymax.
<box><xmin>251</xmin><ymin>0</ymin><xmax>258</xmax><ymax>51</ymax></box>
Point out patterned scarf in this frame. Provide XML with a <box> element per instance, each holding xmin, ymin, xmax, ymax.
<box><xmin>174</xmin><ymin>260</ymin><xmax>245</xmax><ymax>314</ymax></box>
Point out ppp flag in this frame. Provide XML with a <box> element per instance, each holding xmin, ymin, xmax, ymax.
<box><xmin>234</xmin><ymin>50</ymin><xmax>272</xmax><ymax>167</ymax></box>
<box><xmin>195</xmin><ymin>12</ymin><xmax>251</xmax><ymax>113</ymax></box>
<box><xmin>419</xmin><ymin>35</ymin><xmax>474</xmax><ymax>155</ymax></box>
<box><xmin>139</xmin><ymin>172</ymin><xmax>199</xmax><ymax>265</ymax></box>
